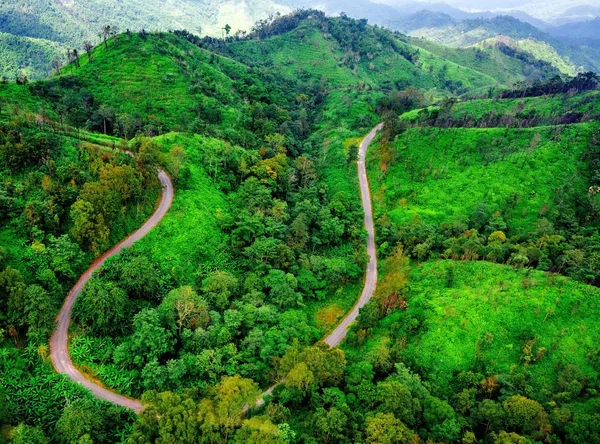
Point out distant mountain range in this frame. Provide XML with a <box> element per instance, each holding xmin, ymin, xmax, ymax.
<box><xmin>1</xmin><ymin>0</ymin><xmax>600</xmax><ymax>80</ymax></box>
<box><xmin>382</xmin><ymin>10</ymin><xmax>600</xmax><ymax>75</ymax></box>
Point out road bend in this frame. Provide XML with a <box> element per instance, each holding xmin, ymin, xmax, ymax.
<box><xmin>256</xmin><ymin>123</ymin><xmax>383</xmax><ymax>407</ymax></box>
<box><xmin>50</xmin><ymin>169</ymin><xmax>174</xmax><ymax>413</ymax></box>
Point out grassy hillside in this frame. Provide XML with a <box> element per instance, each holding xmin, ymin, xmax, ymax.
<box><xmin>215</xmin><ymin>12</ymin><xmax>563</xmax><ymax>97</ymax></box>
<box><xmin>397</xmin><ymin>14</ymin><xmax>600</xmax><ymax>74</ymax></box>
<box><xmin>369</xmin><ymin>124</ymin><xmax>592</xmax><ymax>235</ymax></box>
<box><xmin>402</xmin><ymin>91</ymin><xmax>600</xmax><ymax>127</ymax></box>
<box><xmin>344</xmin><ymin>260</ymin><xmax>600</xmax><ymax>426</ymax></box>
<box><xmin>410</xmin><ymin>36</ymin><xmax>563</xmax><ymax>86</ymax></box>
<box><xmin>0</xmin><ymin>0</ymin><xmax>296</xmax><ymax>79</ymax></box>
<box><xmin>327</xmin><ymin>88</ymin><xmax>600</xmax><ymax>443</ymax></box>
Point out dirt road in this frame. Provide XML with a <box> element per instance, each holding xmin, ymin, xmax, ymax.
<box><xmin>49</xmin><ymin>169</ymin><xmax>174</xmax><ymax>413</ymax></box>
<box><xmin>256</xmin><ymin>124</ymin><xmax>382</xmax><ymax>407</ymax></box>
<box><xmin>324</xmin><ymin>123</ymin><xmax>382</xmax><ymax>346</ymax></box>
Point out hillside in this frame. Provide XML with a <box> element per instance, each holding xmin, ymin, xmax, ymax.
<box><xmin>2</xmin><ymin>10</ymin><xmax>600</xmax><ymax>444</ymax></box>
<box><xmin>391</xmin><ymin>13</ymin><xmax>600</xmax><ymax>74</ymax></box>
<box><xmin>342</xmin><ymin>260</ymin><xmax>600</xmax><ymax>442</ymax></box>
<box><xmin>549</xmin><ymin>17</ymin><xmax>600</xmax><ymax>40</ymax></box>
<box><xmin>341</xmin><ymin>81</ymin><xmax>600</xmax><ymax>442</ymax></box>
<box><xmin>2</xmin><ymin>0</ymin><xmax>598</xmax><ymax>81</ymax></box>
<box><xmin>0</xmin><ymin>0</ymin><xmax>293</xmax><ymax>79</ymax></box>
<box><xmin>203</xmin><ymin>11</ymin><xmax>564</xmax><ymax>94</ymax></box>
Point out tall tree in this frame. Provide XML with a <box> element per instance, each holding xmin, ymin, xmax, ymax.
<box><xmin>100</xmin><ymin>25</ymin><xmax>116</xmax><ymax>49</ymax></box>
<box><xmin>51</xmin><ymin>57</ymin><xmax>63</xmax><ymax>75</ymax></box>
<box><xmin>83</xmin><ymin>41</ymin><xmax>94</xmax><ymax>62</ymax></box>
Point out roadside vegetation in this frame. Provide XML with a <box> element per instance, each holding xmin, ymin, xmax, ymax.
<box><xmin>2</xmin><ymin>10</ymin><xmax>600</xmax><ymax>444</ymax></box>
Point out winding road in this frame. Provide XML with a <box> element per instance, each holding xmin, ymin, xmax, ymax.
<box><xmin>256</xmin><ymin>123</ymin><xmax>382</xmax><ymax>407</ymax></box>
<box><xmin>324</xmin><ymin>123</ymin><xmax>382</xmax><ymax>347</ymax></box>
<box><xmin>49</xmin><ymin>124</ymin><xmax>381</xmax><ymax>413</ymax></box>
<box><xmin>50</xmin><ymin>169</ymin><xmax>174</xmax><ymax>413</ymax></box>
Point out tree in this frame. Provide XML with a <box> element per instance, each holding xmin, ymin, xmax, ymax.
<box><xmin>503</xmin><ymin>396</ymin><xmax>551</xmax><ymax>440</ymax></box>
<box><xmin>280</xmin><ymin>342</ymin><xmax>346</xmax><ymax>390</ymax></box>
<box><xmin>0</xmin><ymin>266</ymin><xmax>26</xmax><ymax>334</ymax></box>
<box><xmin>234</xmin><ymin>417</ymin><xmax>285</xmax><ymax>444</ymax></box>
<box><xmin>71</xmin><ymin>197</ymin><xmax>110</xmax><ymax>254</ymax></box>
<box><xmin>113</xmin><ymin>308</ymin><xmax>176</xmax><ymax>369</ymax></box>
<box><xmin>347</xmin><ymin>144</ymin><xmax>359</xmax><ymax>167</ymax></box>
<box><xmin>201</xmin><ymin>271</ymin><xmax>239</xmax><ymax>310</ymax></box>
<box><xmin>9</xmin><ymin>424</ymin><xmax>49</xmax><ymax>444</ymax></box>
<box><xmin>74</xmin><ymin>278</ymin><xmax>127</xmax><ymax>336</ymax></box>
<box><xmin>285</xmin><ymin>362</ymin><xmax>315</xmax><ymax>391</ymax></box>
<box><xmin>375</xmin><ymin>380</ymin><xmax>419</xmax><ymax>426</ymax></box>
<box><xmin>67</xmin><ymin>49</ymin><xmax>80</xmax><ymax>68</ymax></box>
<box><xmin>162</xmin><ymin>286</ymin><xmax>210</xmax><ymax>333</ymax></box>
<box><xmin>199</xmin><ymin>375</ymin><xmax>260</xmax><ymax>441</ymax></box>
<box><xmin>100</xmin><ymin>25</ymin><xmax>117</xmax><ymax>49</ymax></box>
<box><xmin>99</xmin><ymin>164</ymin><xmax>142</xmax><ymax>203</ymax></box>
<box><xmin>314</xmin><ymin>407</ymin><xmax>347</xmax><ymax>443</ymax></box>
<box><xmin>223</xmin><ymin>24</ymin><xmax>232</xmax><ymax>38</ymax></box>
<box><xmin>83</xmin><ymin>41</ymin><xmax>94</xmax><ymax>62</ymax></box>
<box><xmin>56</xmin><ymin>399</ymin><xmax>103</xmax><ymax>444</ymax></box>
<box><xmin>491</xmin><ymin>431</ymin><xmax>529</xmax><ymax>444</ymax></box>
<box><xmin>365</xmin><ymin>413</ymin><xmax>415</xmax><ymax>444</ymax></box>
<box><xmin>51</xmin><ymin>57</ymin><xmax>63</xmax><ymax>75</ymax></box>
<box><xmin>374</xmin><ymin>246</ymin><xmax>409</xmax><ymax>315</ymax></box>
<box><xmin>131</xmin><ymin>391</ymin><xmax>199</xmax><ymax>443</ymax></box>
<box><xmin>47</xmin><ymin>235</ymin><xmax>86</xmax><ymax>280</ymax></box>
<box><xmin>357</xmin><ymin>299</ymin><xmax>380</xmax><ymax>330</ymax></box>
<box><xmin>565</xmin><ymin>413</ymin><xmax>600</xmax><ymax>443</ymax></box>
<box><xmin>24</xmin><ymin>284</ymin><xmax>54</xmax><ymax>343</ymax></box>
<box><xmin>119</xmin><ymin>255</ymin><xmax>160</xmax><ymax>300</ymax></box>
<box><xmin>98</xmin><ymin>104</ymin><xmax>115</xmax><ymax>135</ymax></box>
<box><xmin>264</xmin><ymin>269</ymin><xmax>302</xmax><ymax>308</ymax></box>
<box><xmin>423</xmin><ymin>396</ymin><xmax>460</xmax><ymax>441</ymax></box>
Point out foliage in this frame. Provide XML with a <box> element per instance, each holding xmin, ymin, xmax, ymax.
<box><xmin>369</xmin><ymin>123</ymin><xmax>600</xmax><ymax>285</ymax></box>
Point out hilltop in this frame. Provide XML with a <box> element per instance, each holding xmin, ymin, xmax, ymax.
<box><xmin>2</xmin><ymin>0</ymin><xmax>600</xmax><ymax>81</ymax></box>
<box><xmin>390</xmin><ymin>13</ymin><xmax>600</xmax><ymax>74</ymax></box>
<box><xmin>2</xmin><ymin>9</ymin><xmax>600</xmax><ymax>444</ymax></box>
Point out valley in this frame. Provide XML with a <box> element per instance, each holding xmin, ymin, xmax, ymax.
<box><xmin>0</xmin><ymin>6</ymin><xmax>600</xmax><ymax>444</ymax></box>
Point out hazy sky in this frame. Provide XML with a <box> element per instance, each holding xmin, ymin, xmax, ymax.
<box><xmin>374</xmin><ymin>0</ymin><xmax>600</xmax><ymax>12</ymax></box>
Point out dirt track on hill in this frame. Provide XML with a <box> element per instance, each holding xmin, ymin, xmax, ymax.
<box><xmin>256</xmin><ymin>123</ymin><xmax>382</xmax><ymax>407</ymax></box>
<box><xmin>50</xmin><ymin>169</ymin><xmax>174</xmax><ymax>413</ymax></box>
<box><xmin>50</xmin><ymin>123</ymin><xmax>381</xmax><ymax>413</ymax></box>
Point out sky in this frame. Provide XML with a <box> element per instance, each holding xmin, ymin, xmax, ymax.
<box><xmin>374</xmin><ymin>0</ymin><xmax>599</xmax><ymax>12</ymax></box>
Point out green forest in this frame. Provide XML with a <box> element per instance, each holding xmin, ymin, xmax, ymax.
<box><xmin>1</xmin><ymin>9</ymin><xmax>600</xmax><ymax>444</ymax></box>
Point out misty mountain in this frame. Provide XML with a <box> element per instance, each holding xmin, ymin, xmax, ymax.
<box><xmin>549</xmin><ymin>16</ymin><xmax>600</xmax><ymax>41</ymax></box>
<box><xmin>1</xmin><ymin>0</ymin><xmax>599</xmax><ymax>80</ymax></box>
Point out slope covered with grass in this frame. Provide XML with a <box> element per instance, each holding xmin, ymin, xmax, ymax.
<box><xmin>369</xmin><ymin>124</ymin><xmax>594</xmax><ymax>235</ymax></box>
<box><xmin>219</xmin><ymin>12</ymin><xmax>561</xmax><ymax>96</ymax></box>
<box><xmin>345</xmin><ymin>259</ymin><xmax>600</xmax><ymax>415</ymax></box>
<box><xmin>411</xmin><ymin>36</ymin><xmax>566</xmax><ymax>86</ymax></box>
<box><xmin>53</xmin><ymin>32</ymin><xmax>255</xmax><ymax>135</ymax></box>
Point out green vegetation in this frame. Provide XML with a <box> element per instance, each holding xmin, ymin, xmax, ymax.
<box><xmin>345</xmin><ymin>74</ymin><xmax>600</xmax><ymax>442</ymax></box>
<box><xmin>0</xmin><ymin>121</ymin><xmax>158</xmax><ymax>441</ymax></box>
<box><xmin>0</xmin><ymin>32</ymin><xmax>63</xmax><ymax>80</ymax></box>
<box><xmin>343</xmin><ymin>260</ymin><xmax>600</xmax><ymax>443</ymax></box>
<box><xmin>402</xmin><ymin>91</ymin><xmax>600</xmax><ymax>127</ymax></box>
<box><xmin>215</xmin><ymin>12</ymin><xmax>559</xmax><ymax>94</ymax></box>
<box><xmin>2</xmin><ymin>9</ymin><xmax>600</xmax><ymax>444</ymax></box>
<box><xmin>370</xmin><ymin>112</ymin><xmax>600</xmax><ymax>285</ymax></box>
<box><xmin>0</xmin><ymin>0</ymin><xmax>297</xmax><ymax>79</ymax></box>
<box><xmin>398</xmin><ymin>14</ymin><xmax>600</xmax><ymax>74</ymax></box>
<box><xmin>410</xmin><ymin>36</ymin><xmax>564</xmax><ymax>86</ymax></box>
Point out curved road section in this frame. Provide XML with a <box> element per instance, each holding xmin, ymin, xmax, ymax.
<box><xmin>50</xmin><ymin>169</ymin><xmax>174</xmax><ymax>413</ymax></box>
<box><xmin>324</xmin><ymin>123</ymin><xmax>382</xmax><ymax>346</ymax></box>
<box><xmin>256</xmin><ymin>124</ymin><xmax>382</xmax><ymax>407</ymax></box>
